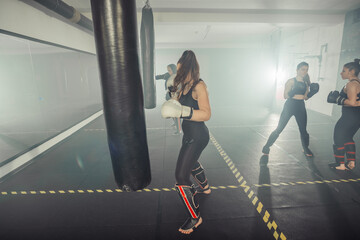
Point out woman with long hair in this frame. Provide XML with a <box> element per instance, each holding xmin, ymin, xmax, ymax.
<box><xmin>156</xmin><ymin>64</ymin><xmax>182</xmax><ymax>134</ymax></box>
<box><xmin>261</xmin><ymin>62</ymin><xmax>319</xmax><ymax>164</ymax></box>
<box><xmin>327</xmin><ymin>59</ymin><xmax>360</xmax><ymax>170</ymax></box>
<box><xmin>161</xmin><ymin>50</ymin><xmax>211</xmax><ymax>234</ymax></box>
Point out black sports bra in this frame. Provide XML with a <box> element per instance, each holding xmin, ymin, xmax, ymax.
<box><xmin>179</xmin><ymin>80</ymin><xmax>203</xmax><ymax>110</ymax></box>
<box><xmin>291</xmin><ymin>78</ymin><xmax>307</xmax><ymax>95</ymax></box>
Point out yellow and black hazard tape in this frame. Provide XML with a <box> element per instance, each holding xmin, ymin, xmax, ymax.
<box><xmin>0</xmin><ymin>185</ymin><xmax>242</xmax><ymax>196</ymax></box>
<box><xmin>1</xmin><ymin>189</ymin><xmax>125</xmax><ymax>195</ymax></box>
<box><xmin>3</xmin><ymin>178</ymin><xmax>358</xmax><ymax>197</ymax></box>
<box><xmin>84</xmin><ymin>128</ymin><xmax>105</xmax><ymax>131</ymax></box>
<box><xmin>210</xmin><ymin>133</ymin><xmax>286</xmax><ymax>240</ymax></box>
<box><xmin>254</xmin><ymin>178</ymin><xmax>360</xmax><ymax>188</ymax></box>
<box><xmin>84</xmin><ymin>127</ymin><xmax>171</xmax><ymax>132</ymax></box>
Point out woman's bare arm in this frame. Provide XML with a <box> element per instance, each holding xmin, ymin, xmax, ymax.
<box><xmin>191</xmin><ymin>81</ymin><xmax>211</xmax><ymax>122</ymax></box>
<box><xmin>284</xmin><ymin>79</ymin><xmax>295</xmax><ymax>99</ymax></box>
<box><xmin>304</xmin><ymin>87</ymin><xmax>310</xmax><ymax>100</ymax></box>
<box><xmin>304</xmin><ymin>75</ymin><xmax>311</xmax><ymax>100</ymax></box>
<box><xmin>344</xmin><ymin>81</ymin><xmax>360</xmax><ymax>107</ymax></box>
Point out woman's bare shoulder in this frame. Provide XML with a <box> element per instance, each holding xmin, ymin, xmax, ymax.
<box><xmin>347</xmin><ymin>80</ymin><xmax>360</xmax><ymax>86</ymax></box>
<box><xmin>284</xmin><ymin>78</ymin><xmax>295</xmax><ymax>86</ymax></box>
<box><xmin>287</xmin><ymin>78</ymin><xmax>295</xmax><ymax>83</ymax></box>
<box><xmin>193</xmin><ymin>81</ymin><xmax>207</xmax><ymax>93</ymax></box>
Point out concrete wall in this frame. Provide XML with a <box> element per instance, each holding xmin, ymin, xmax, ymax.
<box><xmin>154</xmin><ymin>46</ymin><xmax>276</xmax><ymax>109</ymax></box>
<box><xmin>275</xmin><ymin>23</ymin><xmax>344</xmax><ymax>116</ymax></box>
<box><xmin>333</xmin><ymin>7</ymin><xmax>360</xmax><ymax>118</ymax></box>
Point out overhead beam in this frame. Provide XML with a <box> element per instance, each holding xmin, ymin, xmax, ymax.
<box><xmin>151</xmin><ymin>11</ymin><xmax>345</xmax><ymax>24</ymax></box>
<box><xmin>79</xmin><ymin>8</ymin><xmax>346</xmax><ymax>25</ymax></box>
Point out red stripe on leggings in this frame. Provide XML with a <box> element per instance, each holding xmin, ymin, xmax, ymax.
<box><xmin>178</xmin><ymin>186</ymin><xmax>197</xmax><ymax>219</ymax></box>
<box><xmin>345</xmin><ymin>142</ymin><xmax>355</xmax><ymax>145</ymax></box>
<box><xmin>347</xmin><ymin>159</ymin><xmax>355</xmax><ymax>161</ymax></box>
<box><xmin>337</xmin><ymin>147</ymin><xmax>345</xmax><ymax>150</ymax></box>
<box><xmin>334</xmin><ymin>155</ymin><xmax>345</xmax><ymax>158</ymax></box>
<box><xmin>347</xmin><ymin>152</ymin><xmax>356</xmax><ymax>154</ymax></box>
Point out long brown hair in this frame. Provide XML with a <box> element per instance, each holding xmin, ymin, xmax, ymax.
<box><xmin>303</xmin><ymin>73</ymin><xmax>311</xmax><ymax>86</ymax></box>
<box><xmin>173</xmin><ymin>50</ymin><xmax>200</xmax><ymax>94</ymax></box>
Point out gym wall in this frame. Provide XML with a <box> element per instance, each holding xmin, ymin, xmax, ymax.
<box><xmin>0</xmin><ymin>1</ymin><xmax>101</xmax><ymax>164</ymax></box>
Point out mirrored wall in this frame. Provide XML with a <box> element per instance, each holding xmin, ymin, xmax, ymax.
<box><xmin>0</xmin><ymin>32</ymin><xmax>102</xmax><ymax>164</ymax></box>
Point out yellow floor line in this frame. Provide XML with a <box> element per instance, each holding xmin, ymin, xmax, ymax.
<box><xmin>209</xmin><ymin>133</ymin><xmax>286</xmax><ymax>240</ymax></box>
<box><xmin>1</xmin><ymin>178</ymin><xmax>357</xmax><ymax>197</ymax></box>
<box><xmin>254</xmin><ymin>178</ymin><xmax>360</xmax><ymax>188</ymax></box>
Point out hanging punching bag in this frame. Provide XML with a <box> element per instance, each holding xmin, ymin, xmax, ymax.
<box><xmin>90</xmin><ymin>0</ymin><xmax>151</xmax><ymax>191</ymax></box>
<box><xmin>140</xmin><ymin>2</ymin><xmax>156</xmax><ymax>109</ymax></box>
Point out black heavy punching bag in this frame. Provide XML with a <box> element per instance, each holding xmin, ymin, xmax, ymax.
<box><xmin>90</xmin><ymin>0</ymin><xmax>151</xmax><ymax>191</ymax></box>
<box><xmin>140</xmin><ymin>1</ymin><xmax>156</xmax><ymax>109</ymax></box>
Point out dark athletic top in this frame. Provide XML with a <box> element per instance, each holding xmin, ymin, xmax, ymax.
<box><xmin>179</xmin><ymin>79</ymin><xmax>203</xmax><ymax>111</ymax></box>
<box><xmin>291</xmin><ymin>77</ymin><xmax>307</xmax><ymax>95</ymax></box>
<box><xmin>179</xmin><ymin>79</ymin><xmax>208</xmax><ymax>139</ymax></box>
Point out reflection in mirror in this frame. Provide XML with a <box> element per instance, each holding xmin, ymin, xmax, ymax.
<box><xmin>0</xmin><ymin>33</ymin><xmax>102</xmax><ymax>164</ymax></box>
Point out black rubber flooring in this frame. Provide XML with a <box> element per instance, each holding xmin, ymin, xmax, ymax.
<box><xmin>0</xmin><ymin>105</ymin><xmax>359</xmax><ymax>240</ymax></box>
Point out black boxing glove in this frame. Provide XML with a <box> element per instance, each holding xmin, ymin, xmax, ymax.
<box><xmin>307</xmin><ymin>83</ymin><xmax>319</xmax><ymax>98</ymax></box>
<box><xmin>339</xmin><ymin>89</ymin><xmax>347</xmax><ymax>99</ymax></box>
<box><xmin>168</xmin><ymin>86</ymin><xmax>175</xmax><ymax>92</ymax></box>
<box><xmin>327</xmin><ymin>91</ymin><xmax>346</xmax><ymax>105</ymax></box>
<box><xmin>327</xmin><ymin>91</ymin><xmax>339</xmax><ymax>103</ymax></box>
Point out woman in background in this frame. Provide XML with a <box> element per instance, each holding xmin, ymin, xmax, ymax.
<box><xmin>261</xmin><ymin>62</ymin><xmax>319</xmax><ymax>164</ymax></box>
<box><xmin>156</xmin><ymin>64</ymin><xmax>182</xmax><ymax>134</ymax></box>
<box><xmin>327</xmin><ymin>59</ymin><xmax>360</xmax><ymax>170</ymax></box>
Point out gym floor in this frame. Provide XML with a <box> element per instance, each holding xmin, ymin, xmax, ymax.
<box><xmin>0</xmin><ymin>105</ymin><xmax>359</xmax><ymax>240</ymax></box>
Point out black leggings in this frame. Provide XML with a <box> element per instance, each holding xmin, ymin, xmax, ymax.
<box><xmin>175</xmin><ymin>121</ymin><xmax>209</xmax><ymax>185</ymax></box>
<box><xmin>334</xmin><ymin>107</ymin><xmax>360</xmax><ymax>146</ymax></box>
<box><xmin>264</xmin><ymin>98</ymin><xmax>309</xmax><ymax>148</ymax></box>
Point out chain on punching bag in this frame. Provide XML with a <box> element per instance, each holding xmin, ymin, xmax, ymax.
<box><xmin>90</xmin><ymin>0</ymin><xmax>151</xmax><ymax>191</ymax></box>
<box><xmin>140</xmin><ymin>2</ymin><xmax>156</xmax><ymax>109</ymax></box>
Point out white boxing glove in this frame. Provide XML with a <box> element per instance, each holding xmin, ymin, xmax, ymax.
<box><xmin>161</xmin><ymin>99</ymin><xmax>193</xmax><ymax>119</ymax></box>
